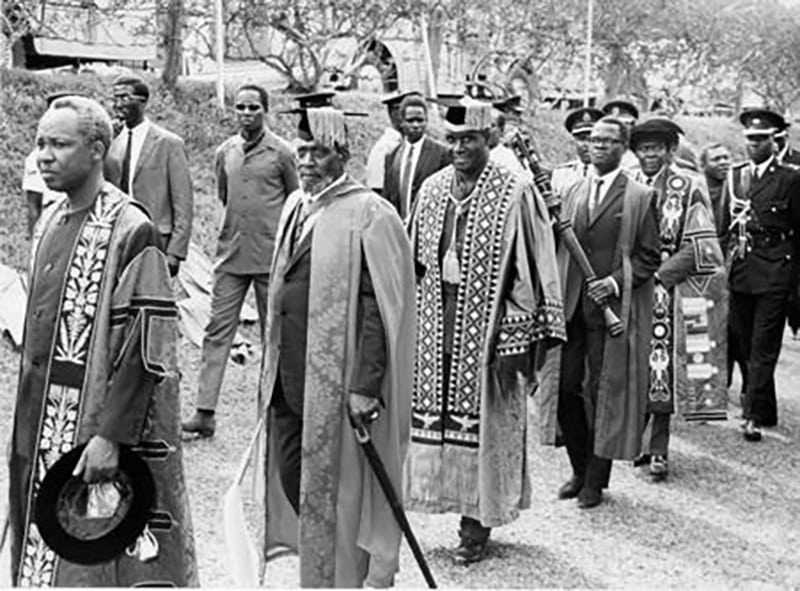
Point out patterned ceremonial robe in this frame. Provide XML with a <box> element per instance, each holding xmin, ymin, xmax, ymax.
<box><xmin>637</xmin><ymin>166</ymin><xmax>726</xmax><ymax>420</ymax></box>
<box><xmin>405</xmin><ymin>161</ymin><xmax>565</xmax><ymax>527</ymax></box>
<box><xmin>8</xmin><ymin>183</ymin><xmax>197</xmax><ymax>587</ymax></box>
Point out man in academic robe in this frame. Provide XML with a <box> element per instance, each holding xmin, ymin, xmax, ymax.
<box><xmin>538</xmin><ymin>116</ymin><xmax>661</xmax><ymax>509</ymax></box>
<box><xmin>550</xmin><ymin>107</ymin><xmax>604</xmax><ymax>196</ymax></box>
<box><xmin>258</xmin><ymin>103</ymin><xmax>416</xmax><ymax>587</ymax></box>
<box><xmin>9</xmin><ymin>96</ymin><xmax>197</xmax><ymax>586</ymax></box>
<box><xmin>629</xmin><ymin>118</ymin><xmax>726</xmax><ymax>480</ymax></box>
<box><xmin>720</xmin><ymin>108</ymin><xmax>800</xmax><ymax>441</ymax></box>
<box><xmin>383</xmin><ymin>94</ymin><xmax>451</xmax><ymax>220</ymax></box>
<box><xmin>405</xmin><ymin>99</ymin><xmax>565</xmax><ymax>564</ymax></box>
<box><xmin>106</xmin><ymin>75</ymin><xmax>194</xmax><ymax>276</ymax></box>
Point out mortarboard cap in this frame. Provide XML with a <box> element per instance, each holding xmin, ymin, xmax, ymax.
<box><xmin>443</xmin><ymin>98</ymin><xmax>494</xmax><ymax>133</ymax></box>
<box><xmin>493</xmin><ymin>95</ymin><xmax>524</xmax><ymax>115</ymax></box>
<box><xmin>381</xmin><ymin>90</ymin><xmax>422</xmax><ymax>107</ymax></box>
<box><xmin>739</xmin><ymin>108</ymin><xmax>785</xmax><ymax>137</ymax></box>
<box><xmin>630</xmin><ymin>117</ymin><xmax>680</xmax><ymax>149</ymax></box>
<box><xmin>602</xmin><ymin>99</ymin><xmax>639</xmax><ymax>122</ymax></box>
<box><xmin>565</xmin><ymin>107</ymin><xmax>604</xmax><ymax>135</ymax></box>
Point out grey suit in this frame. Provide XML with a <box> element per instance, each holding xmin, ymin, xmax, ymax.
<box><xmin>106</xmin><ymin>121</ymin><xmax>194</xmax><ymax>260</ymax></box>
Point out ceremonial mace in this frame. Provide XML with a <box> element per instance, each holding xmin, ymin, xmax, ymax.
<box><xmin>352</xmin><ymin>422</ymin><xmax>437</xmax><ymax>588</ymax></box>
<box><xmin>509</xmin><ymin>130</ymin><xmax>624</xmax><ymax>337</ymax></box>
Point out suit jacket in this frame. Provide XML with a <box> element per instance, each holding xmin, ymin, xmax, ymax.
<box><xmin>566</xmin><ymin>172</ymin><xmax>660</xmax><ymax>326</ymax></box>
<box><xmin>106</xmin><ymin>121</ymin><xmax>194</xmax><ymax>259</ymax></box>
<box><xmin>383</xmin><ymin>135</ymin><xmax>451</xmax><ymax>218</ymax></box>
<box><xmin>724</xmin><ymin>159</ymin><xmax>800</xmax><ymax>294</ymax></box>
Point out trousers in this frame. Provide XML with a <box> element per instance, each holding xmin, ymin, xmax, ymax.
<box><xmin>196</xmin><ymin>271</ymin><xmax>269</xmax><ymax>411</ymax></box>
<box><xmin>730</xmin><ymin>290</ymin><xmax>789</xmax><ymax>427</ymax></box>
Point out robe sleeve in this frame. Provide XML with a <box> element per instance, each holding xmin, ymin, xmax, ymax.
<box><xmin>348</xmin><ymin>247</ymin><xmax>387</xmax><ymax>400</ymax></box>
<box><xmin>658</xmin><ymin>182</ymin><xmax>721</xmax><ymax>290</ymax></box>
<box><xmin>495</xmin><ymin>184</ymin><xmax>566</xmax><ymax>360</ymax></box>
<box><xmin>616</xmin><ymin>192</ymin><xmax>661</xmax><ymax>290</ymax></box>
<box><xmin>98</xmin><ymin>218</ymin><xmax>178</xmax><ymax>444</ymax></box>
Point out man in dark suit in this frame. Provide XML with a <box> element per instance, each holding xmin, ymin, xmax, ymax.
<box><xmin>383</xmin><ymin>94</ymin><xmax>450</xmax><ymax>220</ymax></box>
<box><xmin>541</xmin><ymin>116</ymin><xmax>661</xmax><ymax>509</ymax></box>
<box><xmin>775</xmin><ymin>121</ymin><xmax>800</xmax><ymax>168</ymax></box>
<box><xmin>106</xmin><ymin>75</ymin><xmax>194</xmax><ymax>276</ymax></box>
<box><xmin>723</xmin><ymin>109</ymin><xmax>800</xmax><ymax>441</ymax></box>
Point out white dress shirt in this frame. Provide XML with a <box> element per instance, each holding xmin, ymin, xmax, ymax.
<box><xmin>123</xmin><ymin>118</ymin><xmax>152</xmax><ymax>198</ymax></box>
<box><xmin>366</xmin><ymin>127</ymin><xmax>402</xmax><ymax>190</ymax></box>
<box><xmin>751</xmin><ymin>156</ymin><xmax>774</xmax><ymax>180</ymax></box>
<box><xmin>400</xmin><ymin>137</ymin><xmax>424</xmax><ymax>209</ymax></box>
<box><xmin>589</xmin><ymin>166</ymin><xmax>623</xmax><ymax>211</ymax></box>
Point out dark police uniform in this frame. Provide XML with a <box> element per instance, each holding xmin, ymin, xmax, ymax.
<box><xmin>723</xmin><ymin>140</ymin><xmax>800</xmax><ymax>430</ymax></box>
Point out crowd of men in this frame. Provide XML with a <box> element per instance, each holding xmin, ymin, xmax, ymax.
<box><xmin>8</xmin><ymin>73</ymin><xmax>800</xmax><ymax>587</ymax></box>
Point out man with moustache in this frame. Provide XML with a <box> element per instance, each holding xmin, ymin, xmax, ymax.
<box><xmin>106</xmin><ymin>75</ymin><xmax>193</xmax><ymax>276</ymax></box>
<box><xmin>629</xmin><ymin>119</ymin><xmax>725</xmax><ymax>480</ymax></box>
<box><xmin>383</xmin><ymin>94</ymin><xmax>450</xmax><ymax>220</ymax></box>
<box><xmin>723</xmin><ymin>109</ymin><xmax>800</xmax><ymax>441</ymax></box>
<box><xmin>406</xmin><ymin>99</ymin><xmax>564</xmax><ymax>564</ymax></box>
<box><xmin>551</xmin><ymin>107</ymin><xmax>604</xmax><ymax>196</ymax></box>
<box><xmin>258</xmin><ymin>102</ymin><xmax>415</xmax><ymax>587</ymax></box>
<box><xmin>538</xmin><ymin>116</ymin><xmax>661</xmax><ymax>508</ymax></box>
<box><xmin>182</xmin><ymin>84</ymin><xmax>298</xmax><ymax>438</ymax></box>
<box><xmin>9</xmin><ymin>95</ymin><xmax>196</xmax><ymax>586</ymax></box>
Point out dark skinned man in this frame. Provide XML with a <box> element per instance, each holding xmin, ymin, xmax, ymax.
<box><xmin>721</xmin><ymin>109</ymin><xmax>800</xmax><ymax>441</ymax></box>
<box><xmin>551</xmin><ymin>107</ymin><xmax>604</xmax><ymax>196</ymax></box>
<box><xmin>539</xmin><ymin>116</ymin><xmax>661</xmax><ymax>509</ymax></box>
<box><xmin>406</xmin><ymin>99</ymin><xmax>564</xmax><ymax>564</ymax></box>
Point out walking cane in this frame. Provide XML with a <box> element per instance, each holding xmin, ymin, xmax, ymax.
<box><xmin>352</xmin><ymin>422</ymin><xmax>437</xmax><ymax>589</ymax></box>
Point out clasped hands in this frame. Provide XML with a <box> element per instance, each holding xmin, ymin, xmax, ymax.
<box><xmin>586</xmin><ymin>276</ymin><xmax>616</xmax><ymax>306</ymax></box>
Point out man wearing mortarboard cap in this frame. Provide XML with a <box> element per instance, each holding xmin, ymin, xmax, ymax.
<box><xmin>257</xmin><ymin>103</ymin><xmax>416</xmax><ymax>587</ymax></box>
<box><xmin>720</xmin><ymin>108</ymin><xmax>800</xmax><ymax>442</ymax></box>
<box><xmin>628</xmin><ymin>118</ymin><xmax>725</xmax><ymax>479</ymax></box>
<box><xmin>550</xmin><ymin>106</ymin><xmax>604</xmax><ymax>196</ymax></box>
<box><xmin>405</xmin><ymin>99</ymin><xmax>565</xmax><ymax>564</ymax></box>
<box><xmin>365</xmin><ymin>91</ymin><xmax>418</xmax><ymax>194</ymax></box>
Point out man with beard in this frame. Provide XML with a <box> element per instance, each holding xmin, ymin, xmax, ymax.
<box><xmin>723</xmin><ymin>109</ymin><xmax>800</xmax><ymax>441</ymax></box>
<box><xmin>106</xmin><ymin>75</ymin><xmax>193</xmax><ymax>276</ymax></box>
<box><xmin>9</xmin><ymin>95</ymin><xmax>196</xmax><ymax>586</ymax></box>
<box><xmin>538</xmin><ymin>116</ymin><xmax>660</xmax><ymax>508</ymax></box>
<box><xmin>551</xmin><ymin>107</ymin><xmax>604</xmax><ymax>196</ymax></box>
<box><xmin>629</xmin><ymin>119</ymin><xmax>725</xmax><ymax>480</ymax></box>
<box><xmin>182</xmin><ymin>84</ymin><xmax>298</xmax><ymax>438</ymax></box>
<box><xmin>259</xmin><ymin>102</ymin><xmax>415</xmax><ymax>586</ymax></box>
<box><xmin>405</xmin><ymin>99</ymin><xmax>564</xmax><ymax>564</ymax></box>
<box><xmin>383</xmin><ymin>94</ymin><xmax>450</xmax><ymax>220</ymax></box>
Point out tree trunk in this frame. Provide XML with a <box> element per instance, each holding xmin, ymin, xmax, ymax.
<box><xmin>161</xmin><ymin>0</ymin><xmax>184</xmax><ymax>91</ymax></box>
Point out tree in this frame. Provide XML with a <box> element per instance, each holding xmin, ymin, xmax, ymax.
<box><xmin>160</xmin><ymin>0</ymin><xmax>184</xmax><ymax>90</ymax></box>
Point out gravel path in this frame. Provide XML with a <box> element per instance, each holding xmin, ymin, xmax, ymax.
<box><xmin>2</xmin><ymin>327</ymin><xmax>799</xmax><ymax>587</ymax></box>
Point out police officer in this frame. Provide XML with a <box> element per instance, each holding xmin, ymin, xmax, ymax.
<box><xmin>602</xmin><ymin>99</ymin><xmax>640</xmax><ymax>172</ymax></box>
<box><xmin>724</xmin><ymin>108</ymin><xmax>800</xmax><ymax>441</ymax></box>
<box><xmin>550</xmin><ymin>106</ymin><xmax>604</xmax><ymax>196</ymax></box>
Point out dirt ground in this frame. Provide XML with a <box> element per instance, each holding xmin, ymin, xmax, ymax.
<box><xmin>2</xmin><ymin>324</ymin><xmax>800</xmax><ymax>588</ymax></box>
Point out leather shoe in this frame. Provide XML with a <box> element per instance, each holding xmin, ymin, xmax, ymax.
<box><xmin>558</xmin><ymin>475</ymin><xmax>583</xmax><ymax>500</ymax></box>
<box><xmin>453</xmin><ymin>539</ymin><xmax>488</xmax><ymax>565</ymax></box>
<box><xmin>182</xmin><ymin>411</ymin><xmax>216</xmax><ymax>438</ymax></box>
<box><xmin>743</xmin><ymin>420</ymin><xmax>762</xmax><ymax>442</ymax></box>
<box><xmin>577</xmin><ymin>486</ymin><xmax>603</xmax><ymax>509</ymax></box>
<box><xmin>649</xmin><ymin>455</ymin><xmax>669</xmax><ymax>481</ymax></box>
<box><xmin>632</xmin><ymin>453</ymin><xmax>651</xmax><ymax>468</ymax></box>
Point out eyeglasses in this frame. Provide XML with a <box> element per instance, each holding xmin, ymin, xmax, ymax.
<box><xmin>235</xmin><ymin>104</ymin><xmax>262</xmax><ymax>113</ymax></box>
<box><xmin>590</xmin><ymin>138</ymin><xmax>623</xmax><ymax>147</ymax></box>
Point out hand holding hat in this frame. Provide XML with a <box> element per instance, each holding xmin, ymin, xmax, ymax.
<box><xmin>72</xmin><ymin>435</ymin><xmax>120</xmax><ymax>483</ymax></box>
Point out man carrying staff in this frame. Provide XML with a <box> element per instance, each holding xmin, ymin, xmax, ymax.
<box><xmin>538</xmin><ymin>116</ymin><xmax>660</xmax><ymax>509</ymax></box>
<box><xmin>405</xmin><ymin>99</ymin><xmax>565</xmax><ymax>564</ymax></box>
<box><xmin>258</xmin><ymin>100</ymin><xmax>416</xmax><ymax>587</ymax></box>
<box><xmin>630</xmin><ymin>118</ymin><xmax>725</xmax><ymax>480</ymax></box>
<box><xmin>8</xmin><ymin>96</ymin><xmax>197</xmax><ymax>586</ymax></box>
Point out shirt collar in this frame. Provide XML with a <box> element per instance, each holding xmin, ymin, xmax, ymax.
<box><xmin>406</xmin><ymin>136</ymin><xmax>424</xmax><ymax>148</ymax></box>
<box><xmin>126</xmin><ymin>117</ymin><xmax>150</xmax><ymax>134</ymax></box>
<box><xmin>752</xmin><ymin>156</ymin><xmax>774</xmax><ymax>177</ymax></box>
<box><xmin>593</xmin><ymin>166</ymin><xmax>622</xmax><ymax>186</ymax></box>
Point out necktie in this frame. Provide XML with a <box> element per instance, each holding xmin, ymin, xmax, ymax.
<box><xmin>399</xmin><ymin>144</ymin><xmax>415</xmax><ymax>217</ymax></box>
<box><xmin>590</xmin><ymin>179</ymin><xmax>604</xmax><ymax>214</ymax></box>
<box><xmin>290</xmin><ymin>200</ymin><xmax>309</xmax><ymax>255</ymax></box>
<box><xmin>119</xmin><ymin>129</ymin><xmax>133</xmax><ymax>195</ymax></box>
<box><xmin>646</xmin><ymin>176</ymin><xmax>653</xmax><ymax>186</ymax></box>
